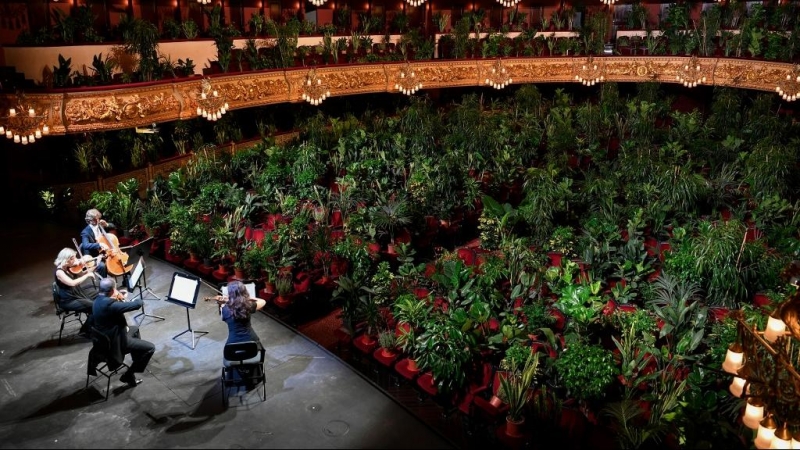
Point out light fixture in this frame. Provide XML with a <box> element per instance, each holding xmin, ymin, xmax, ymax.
<box><xmin>676</xmin><ymin>55</ymin><xmax>707</xmax><ymax>88</ymax></box>
<box><xmin>196</xmin><ymin>78</ymin><xmax>228</xmax><ymax>122</ymax></box>
<box><xmin>755</xmin><ymin>415</ymin><xmax>777</xmax><ymax>449</ymax></box>
<box><xmin>722</xmin><ymin>284</ymin><xmax>800</xmax><ymax>449</ymax></box>
<box><xmin>485</xmin><ymin>58</ymin><xmax>512</xmax><ymax>90</ymax></box>
<box><xmin>300</xmin><ymin>68</ymin><xmax>330</xmax><ymax>106</ymax></box>
<box><xmin>743</xmin><ymin>397</ymin><xmax>765</xmax><ymax>430</ymax></box>
<box><xmin>0</xmin><ymin>92</ymin><xmax>50</xmax><ymax>145</ymax></box>
<box><xmin>406</xmin><ymin>0</ymin><xmax>426</xmax><ymax>6</ymax></box>
<box><xmin>775</xmin><ymin>65</ymin><xmax>800</xmax><ymax>102</ymax></box>
<box><xmin>770</xmin><ymin>422</ymin><xmax>792</xmax><ymax>449</ymax></box>
<box><xmin>395</xmin><ymin>62</ymin><xmax>422</xmax><ymax>95</ymax></box>
<box><xmin>574</xmin><ymin>56</ymin><xmax>604</xmax><ymax>86</ymax></box>
<box><xmin>495</xmin><ymin>0</ymin><xmax>521</xmax><ymax>7</ymax></box>
<box><xmin>197</xmin><ymin>0</ymin><xmax>212</xmax><ymax>4</ymax></box>
<box><xmin>309</xmin><ymin>0</ymin><xmax>328</xmax><ymax>6</ymax></box>
<box><xmin>601</xmin><ymin>0</ymin><xmax>617</xmax><ymax>5</ymax></box>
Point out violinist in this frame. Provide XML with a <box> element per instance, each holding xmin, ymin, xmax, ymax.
<box><xmin>54</xmin><ymin>247</ymin><xmax>99</xmax><ymax>335</ymax></box>
<box><xmin>214</xmin><ymin>280</ymin><xmax>267</xmax><ymax>348</ymax></box>
<box><xmin>92</xmin><ymin>277</ymin><xmax>155</xmax><ymax>387</ymax></box>
<box><xmin>80</xmin><ymin>208</ymin><xmax>110</xmax><ymax>278</ymax></box>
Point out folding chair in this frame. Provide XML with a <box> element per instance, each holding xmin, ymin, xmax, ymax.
<box><xmin>86</xmin><ymin>326</ymin><xmax>130</xmax><ymax>401</ymax></box>
<box><xmin>221</xmin><ymin>341</ymin><xmax>267</xmax><ymax>406</ymax></box>
<box><xmin>53</xmin><ymin>282</ymin><xmax>85</xmax><ymax>345</ymax></box>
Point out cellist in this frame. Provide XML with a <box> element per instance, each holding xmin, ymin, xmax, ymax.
<box><xmin>80</xmin><ymin>208</ymin><xmax>110</xmax><ymax>278</ymax></box>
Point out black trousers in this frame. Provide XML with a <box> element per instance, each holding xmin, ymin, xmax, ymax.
<box><xmin>126</xmin><ymin>326</ymin><xmax>155</xmax><ymax>374</ymax></box>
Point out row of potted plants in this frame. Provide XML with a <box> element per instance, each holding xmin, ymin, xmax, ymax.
<box><xmin>20</xmin><ymin>2</ymin><xmax>800</xmax><ymax>88</ymax></box>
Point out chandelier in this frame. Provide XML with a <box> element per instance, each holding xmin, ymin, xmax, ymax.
<box><xmin>395</xmin><ymin>62</ymin><xmax>423</xmax><ymax>95</ymax></box>
<box><xmin>775</xmin><ymin>65</ymin><xmax>800</xmax><ymax>102</ymax></box>
<box><xmin>309</xmin><ymin>0</ymin><xmax>328</xmax><ymax>6</ymax></box>
<box><xmin>722</xmin><ymin>263</ymin><xmax>800</xmax><ymax>449</ymax></box>
<box><xmin>496</xmin><ymin>0</ymin><xmax>521</xmax><ymax>7</ymax></box>
<box><xmin>601</xmin><ymin>0</ymin><xmax>617</xmax><ymax>5</ymax></box>
<box><xmin>0</xmin><ymin>93</ymin><xmax>50</xmax><ymax>145</ymax></box>
<box><xmin>196</xmin><ymin>78</ymin><xmax>228</xmax><ymax>122</ymax></box>
<box><xmin>574</xmin><ymin>56</ymin><xmax>604</xmax><ymax>86</ymax></box>
<box><xmin>676</xmin><ymin>56</ymin><xmax>707</xmax><ymax>88</ymax></box>
<box><xmin>300</xmin><ymin>69</ymin><xmax>331</xmax><ymax>106</ymax></box>
<box><xmin>197</xmin><ymin>0</ymin><xmax>212</xmax><ymax>4</ymax></box>
<box><xmin>485</xmin><ymin>58</ymin><xmax>512</xmax><ymax>90</ymax></box>
<box><xmin>406</xmin><ymin>0</ymin><xmax>427</xmax><ymax>6</ymax></box>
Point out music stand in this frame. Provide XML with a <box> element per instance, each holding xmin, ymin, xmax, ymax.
<box><xmin>165</xmin><ymin>272</ymin><xmax>207</xmax><ymax>350</ymax></box>
<box><xmin>128</xmin><ymin>257</ymin><xmax>165</xmax><ymax>324</ymax></box>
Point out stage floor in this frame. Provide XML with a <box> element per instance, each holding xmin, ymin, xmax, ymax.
<box><xmin>0</xmin><ymin>219</ymin><xmax>453</xmax><ymax>449</ymax></box>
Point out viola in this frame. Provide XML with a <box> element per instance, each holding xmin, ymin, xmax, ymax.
<box><xmin>69</xmin><ymin>255</ymin><xmax>102</xmax><ymax>275</ymax></box>
<box><xmin>98</xmin><ymin>225</ymin><xmax>131</xmax><ymax>276</ymax></box>
<box><xmin>70</xmin><ymin>238</ymin><xmax>103</xmax><ymax>275</ymax></box>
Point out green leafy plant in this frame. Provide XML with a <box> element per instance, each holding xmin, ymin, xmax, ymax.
<box><xmin>554</xmin><ymin>340</ymin><xmax>616</xmax><ymax>401</ymax></box>
<box><xmin>499</xmin><ymin>350</ymin><xmax>541</xmax><ymax>423</ymax></box>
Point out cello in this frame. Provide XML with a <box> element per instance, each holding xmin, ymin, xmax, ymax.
<box><xmin>98</xmin><ymin>224</ymin><xmax>131</xmax><ymax>276</ymax></box>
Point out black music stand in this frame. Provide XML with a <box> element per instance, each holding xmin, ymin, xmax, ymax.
<box><xmin>165</xmin><ymin>272</ymin><xmax>207</xmax><ymax>350</ymax></box>
<box><xmin>128</xmin><ymin>256</ymin><xmax>165</xmax><ymax>324</ymax></box>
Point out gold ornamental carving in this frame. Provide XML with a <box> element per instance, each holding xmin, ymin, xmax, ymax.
<box><xmin>3</xmin><ymin>57</ymin><xmax>799</xmax><ymax>136</ymax></box>
<box><xmin>64</xmin><ymin>88</ymin><xmax>179</xmax><ymax>131</ymax></box>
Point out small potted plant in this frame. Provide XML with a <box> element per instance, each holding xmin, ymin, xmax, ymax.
<box><xmin>499</xmin><ymin>349</ymin><xmax>541</xmax><ymax>437</ymax></box>
<box><xmin>378</xmin><ymin>330</ymin><xmax>397</xmax><ymax>358</ymax></box>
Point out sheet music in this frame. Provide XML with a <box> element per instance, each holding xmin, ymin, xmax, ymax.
<box><xmin>128</xmin><ymin>257</ymin><xmax>144</xmax><ymax>291</ymax></box>
<box><xmin>166</xmin><ymin>272</ymin><xmax>200</xmax><ymax>308</ymax></box>
<box><xmin>221</xmin><ymin>283</ymin><xmax>256</xmax><ymax>298</ymax></box>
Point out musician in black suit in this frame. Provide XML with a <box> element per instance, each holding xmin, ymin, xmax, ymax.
<box><xmin>80</xmin><ymin>208</ymin><xmax>109</xmax><ymax>278</ymax></box>
<box><xmin>91</xmin><ymin>277</ymin><xmax>155</xmax><ymax>387</ymax></box>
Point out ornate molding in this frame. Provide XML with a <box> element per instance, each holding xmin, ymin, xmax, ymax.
<box><xmin>3</xmin><ymin>57</ymin><xmax>797</xmax><ymax>135</ymax></box>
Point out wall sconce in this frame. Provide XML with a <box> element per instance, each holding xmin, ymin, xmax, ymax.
<box><xmin>0</xmin><ymin>93</ymin><xmax>50</xmax><ymax>145</ymax></box>
<box><xmin>395</xmin><ymin>62</ymin><xmax>423</xmax><ymax>95</ymax></box>
<box><xmin>575</xmin><ymin>56</ymin><xmax>604</xmax><ymax>86</ymax></box>
<box><xmin>485</xmin><ymin>58</ymin><xmax>512</xmax><ymax>90</ymax></box>
<box><xmin>196</xmin><ymin>78</ymin><xmax>228</xmax><ymax>121</ymax></box>
<box><xmin>301</xmin><ymin>69</ymin><xmax>331</xmax><ymax>106</ymax></box>
<box><xmin>776</xmin><ymin>65</ymin><xmax>800</xmax><ymax>102</ymax></box>
<box><xmin>676</xmin><ymin>55</ymin><xmax>707</xmax><ymax>88</ymax></box>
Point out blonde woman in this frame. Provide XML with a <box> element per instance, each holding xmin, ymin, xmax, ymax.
<box><xmin>54</xmin><ymin>247</ymin><xmax>99</xmax><ymax>333</ymax></box>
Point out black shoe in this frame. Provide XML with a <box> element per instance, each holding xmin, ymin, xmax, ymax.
<box><xmin>120</xmin><ymin>372</ymin><xmax>142</xmax><ymax>387</ymax></box>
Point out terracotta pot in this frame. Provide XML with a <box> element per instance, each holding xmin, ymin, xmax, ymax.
<box><xmin>506</xmin><ymin>416</ymin><xmax>525</xmax><ymax>437</ymax></box>
<box><xmin>489</xmin><ymin>395</ymin><xmax>503</xmax><ymax>408</ymax></box>
<box><xmin>381</xmin><ymin>348</ymin><xmax>397</xmax><ymax>359</ymax></box>
<box><xmin>406</xmin><ymin>358</ymin><xmax>419</xmax><ymax>372</ymax></box>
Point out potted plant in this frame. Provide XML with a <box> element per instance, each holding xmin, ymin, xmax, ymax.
<box><xmin>372</xmin><ymin>194</ymin><xmax>412</xmax><ymax>254</ymax></box>
<box><xmin>499</xmin><ymin>349</ymin><xmax>541</xmax><ymax>436</ymax></box>
<box><xmin>378</xmin><ymin>330</ymin><xmax>397</xmax><ymax>358</ymax></box>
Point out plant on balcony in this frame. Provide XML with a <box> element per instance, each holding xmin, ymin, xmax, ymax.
<box><xmin>182</xmin><ymin>19</ymin><xmax>199</xmax><ymax>39</ymax></box>
<box><xmin>122</xmin><ymin>18</ymin><xmax>160</xmax><ymax>82</ymax></box>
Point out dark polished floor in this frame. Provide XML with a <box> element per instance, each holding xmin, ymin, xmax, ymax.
<box><xmin>0</xmin><ymin>219</ymin><xmax>454</xmax><ymax>449</ymax></box>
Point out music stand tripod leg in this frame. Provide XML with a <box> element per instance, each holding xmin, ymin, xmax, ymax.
<box><xmin>130</xmin><ymin>258</ymin><xmax>164</xmax><ymax>323</ymax></box>
<box><xmin>172</xmin><ymin>308</ymin><xmax>208</xmax><ymax>350</ymax></box>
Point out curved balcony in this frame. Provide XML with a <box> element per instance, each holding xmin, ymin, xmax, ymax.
<box><xmin>1</xmin><ymin>55</ymin><xmax>797</xmax><ymax>135</ymax></box>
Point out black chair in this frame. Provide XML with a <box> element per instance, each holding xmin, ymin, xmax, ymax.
<box><xmin>221</xmin><ymin>341</ymin><xmax>266</xmax><ymax>407</ymax></box>
<box><xmin>52</xmin><ymin>282</ymin><xmax>84</xmax><ymax>345</ymax></box>
<box><xmin>86</xmin><ymin>326</ymin><xmax>130</xmax><ymax>401</ymax></box>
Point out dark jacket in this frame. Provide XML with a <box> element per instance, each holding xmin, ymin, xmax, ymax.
<box><xmin>88</xmin><ymin>294</ymin><xmax>142</xmax><ymax>374</ymax></box>
<box><xmin>80</xmin><ymin>224</ymin><xmax>103</xmax><ymax>257</ymax></box>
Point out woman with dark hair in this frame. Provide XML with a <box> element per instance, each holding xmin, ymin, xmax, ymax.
<box><xmin>216</xmin><ymin>280</ymin><xmax>267</xmax><ymax>346</ymax></box>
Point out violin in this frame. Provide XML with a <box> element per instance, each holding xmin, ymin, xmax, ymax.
<box><xmin>205</xmin><ymin>295</ymin><xmax>229</xmax><ymax>305</ymax></box>
<box><xmin>98</xmin><ymin>224</ymin><xmax>131</xmax><ymax>276</ymax></box>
